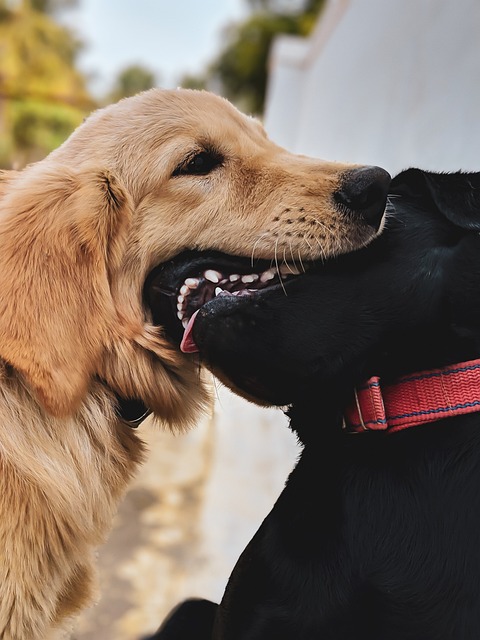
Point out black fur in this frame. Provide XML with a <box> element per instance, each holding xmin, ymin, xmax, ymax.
<box><xmin>147</xmin><ymin>168</ymin><xmax>480</xmax><ymax>639</ymax></box>
<box><xmin>142</xmin><ymin>599</ymin><xmax>217</xmax><ymax>639</ymax></box>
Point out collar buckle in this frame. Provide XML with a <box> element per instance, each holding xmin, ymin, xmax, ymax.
<box><xmin>344</xmin><ymin>376</ymin><xmax>388</xmax><ymax>433</ymax></box>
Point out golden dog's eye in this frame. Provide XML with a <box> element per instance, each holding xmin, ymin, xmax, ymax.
<box><xmin>173</xmin><ymin>150</ymin><xmax>223</xmax><ymax>177</ymax></box>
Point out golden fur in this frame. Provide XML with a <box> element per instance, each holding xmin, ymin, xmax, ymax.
<box><xmin>0</xmin><ymin>88</ymin><xmax>373</xmax><ymax>639</ymax></box>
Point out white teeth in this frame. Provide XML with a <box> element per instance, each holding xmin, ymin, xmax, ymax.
<box><xmin>174</xmin><ymin>262</ymin><xmax>301</xmax><ymax>332</ymax></box>
<box><xmin>260</xmin><ymin>269</ymin><xmax>276</xmax><ymax>282</ymax></box>
<box><xmin>204</xmin><ymin>270</ymin><xmax>221</xmax><ymax>283</ymax></box>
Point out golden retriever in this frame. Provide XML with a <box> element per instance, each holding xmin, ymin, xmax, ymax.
<box><xmin>0</xmin><ymin>88</ymin><xmax>390</xmax><ymax>639</ymax></box>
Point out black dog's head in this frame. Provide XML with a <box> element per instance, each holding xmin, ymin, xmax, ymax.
<box><xmin>146</xmin><ymin>169</ymin><xmax>480</xmax><ymax>412</ymax></box>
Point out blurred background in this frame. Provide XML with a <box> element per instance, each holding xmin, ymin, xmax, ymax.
<box><xmin>1</xmin><ymin>0</ymin><xmax>480</xmax><ymax>638</ymax></box>
<box><xmin>0</xmin><ymin>0</ymin><xmax>322</xmax><ymax>168</ymax></box>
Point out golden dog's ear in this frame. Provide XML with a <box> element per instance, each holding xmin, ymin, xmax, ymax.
<box><xmin>0</xmin><ymin>164</ymin><xmax>132</xmax><ymax>416</ymax></box>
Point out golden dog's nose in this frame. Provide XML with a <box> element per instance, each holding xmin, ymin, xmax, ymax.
<box><xmin>335</xmin><ymin>166</ymin><xmax>391</xmax><ymax>231</ymax></box>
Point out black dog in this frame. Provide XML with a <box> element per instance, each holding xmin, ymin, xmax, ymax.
<box><xmin>145</xmin><ymin>168</ymin><xmax>480</xmax><ymax>639</ymax></box>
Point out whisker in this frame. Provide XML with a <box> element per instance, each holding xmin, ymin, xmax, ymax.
<box><xmin>289</xmin><ymin>242</ymin><xmax>297</xmax><ymax>268</ymax></box>
<box><xmin>274</xmin><ymin>238</ymin><xmax>280</xmax><ymax>277</ymax></box>
<box><xmin>251</xmin><ymin>233</ymin><xmax>267</xmax><ymax>267</ymax></box>
<box><xmin>309</xmin><ymin>218</ymin><xmax>337</xmax><ymax>239</ymax></box>
<box><xmin>274</xmin><ymin>239</ymin><xmax>287</xmax><ymax>295</ymax></box>
<box><xmin>315</xmin><ymin>238</ymin><xmax>327</xmax><ymax>262</ymax></box>
<box><xmin>297</xmin><ymin>248</ymin><xmax>305</xmax><ymax>272</ymax></box>
<box><xmin>299</xmin><ymin>252</ymin><xmax>307</xmax><ymax>273</ymax></box>
<box><xmin>298</xmin><ymin>239</ymin><xmax>311</xmax><ymax>272</ymax></box>
<box><xmin>385</xmin><ymin>196</ymin><xmax>397</xmax><ymax>216</ymax></box>
<box><xmin>212</xmin><ymin>377</ymin><xmax>223</xmax><ymax>404</ymax></box>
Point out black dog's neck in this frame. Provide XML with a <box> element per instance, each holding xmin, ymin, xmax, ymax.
<box><xmin>288</xmin><ymin>324</ymin><xmax>480</xmax><ymax>447</ymax></box>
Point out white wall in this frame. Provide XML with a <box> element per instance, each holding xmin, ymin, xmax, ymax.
<box><xmin>264</xmin><ymin>0</ymin><xmax>480</xmax><ymax>176</ymax></box>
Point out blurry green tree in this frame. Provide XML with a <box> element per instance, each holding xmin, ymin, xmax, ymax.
<box><xmin>30</xmin><ymin>0</ymin><xmax>78</xmax><ymax>13</ymax></box>
<box><xmin>181</xmin><ymin>0</ymin><xmax>325</xmax><ymax>115</ymax></box>
<box><xmin>0</xmin><ymin>0</ymin><xmax>325</xmax><ymax>167</ymax></box>
<box><xmin>0</xmin><ymin>0</ymin><xmax>94</xmax><ymax>167</ymax></box>
<box><xmin>107</xmin><ymin>64</ymin><xmax>157</xmax><ymax>103</ymax></box>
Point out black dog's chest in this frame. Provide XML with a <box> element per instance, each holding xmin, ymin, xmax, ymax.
<box><xmin>256</xmin><ymin>427</ymin><xmax>480</xmax><ymax>639</ymax></box>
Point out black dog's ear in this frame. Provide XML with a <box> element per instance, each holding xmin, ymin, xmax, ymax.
<box><xmin>423</xmin><ymin>171</ymin><xmax>480</xmax><ymax>230</ymax></box>
<box><xmin>392</xmin><ymin>168</ymin><xmax>480</xmax><ymax>231</ymax></box>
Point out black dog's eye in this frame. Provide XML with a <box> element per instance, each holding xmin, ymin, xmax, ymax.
<box><xmin>173</xmin><ymin>150</ymin><xmax>223</xmax><ymax>177</ymax></box>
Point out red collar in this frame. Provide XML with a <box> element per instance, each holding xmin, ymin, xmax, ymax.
<box><xmin>343</xmin><ymin>358</ymin><xmax>480</xmax><ymax>434</ymax></box>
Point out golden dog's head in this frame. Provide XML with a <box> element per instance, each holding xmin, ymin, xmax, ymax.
<box><xmin>0</xmin><ymin>89</ymin><xmax>390</xmax><ymax>427</ymax></box>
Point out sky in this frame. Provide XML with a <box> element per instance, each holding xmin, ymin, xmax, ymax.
<box><xmin>62</xmin><ymin>0</ymin><xmax>249</xmax><ymax>97</ymax></box>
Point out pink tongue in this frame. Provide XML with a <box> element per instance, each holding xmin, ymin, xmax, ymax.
<box><xmin>180</xmin><ymin>309</ymin><xmax>200</xmax><ymax>353</ymax></box>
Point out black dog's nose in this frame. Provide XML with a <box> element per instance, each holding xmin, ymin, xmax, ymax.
<box><xmin>335</xmin><ymin>166</ymin><xmax>391</xmax><ymax>230</ymax></box>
